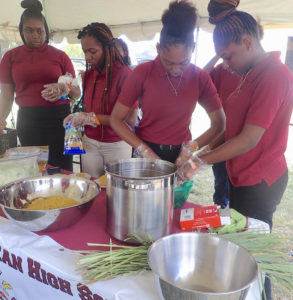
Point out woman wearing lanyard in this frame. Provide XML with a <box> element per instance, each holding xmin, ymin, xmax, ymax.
<box><xmin>179</xmin><ymin>1</ymin><xmax>293</xmax><ymax>298</ymax></box>
<box><xmin>0</xmin><ymin>0</ymin><xmax>80</xmax><ymax>170</ymax></box>
<box><xmin>110</xmin><ymin>0</ymin><xmax>225</xmax><ymax>163</ymax></box>
<box><xmin>64</xmin><ymin>23</ymin><xmax>137</xmax><ymax>178</ymax></box>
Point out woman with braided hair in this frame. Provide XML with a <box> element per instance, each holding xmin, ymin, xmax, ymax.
<box><xmin>110</xmin><ymin>0</ymin><xmax>225</xmax><ymax>164</ymax></box>
<box><xmin>0</xmin><ymin>0</ymin><xmax>80</xmax><ymax>171</ymax></box>
<box><xmin>178</xmin><ymin>1</ymin><xmax>293</xmax><ymax>297</ymax></box>
<box><xmin>64</xmin><ymin>22</ymin><xmax>137</xmax><ymax>178</ymax></box>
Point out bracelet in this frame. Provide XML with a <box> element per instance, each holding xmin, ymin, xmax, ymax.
<box><xmin>93</xmin><ymin>113</ymin><xmax>101</xmax><ymax>126</ymax></box>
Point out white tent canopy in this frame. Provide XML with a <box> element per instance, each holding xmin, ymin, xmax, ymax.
<box><xmin>1</xmin><ymin>0</ymin><xmax>293</xmax><ymax>43</ymax></box>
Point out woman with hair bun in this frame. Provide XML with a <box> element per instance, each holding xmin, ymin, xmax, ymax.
<box><xmin>110</xmin><ymin>0</ymin><xmax>225</xmax><ymax>163</ymax></box>
<box><xmin>0</xmin><ymin>0</ymin><xmax>81</xmax><ymax>170</ymax></box>
<box><xmin>179</xmin><ymin>1</ymin><xmax>293</xmax><ymax>297</ymax></box>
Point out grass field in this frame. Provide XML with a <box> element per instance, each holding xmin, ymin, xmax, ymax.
<box><xmin>187</xmin><ymin>159</ymin><xmax>293</xmax><ymax>299</ymax></box>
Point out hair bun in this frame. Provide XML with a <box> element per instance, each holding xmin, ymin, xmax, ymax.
<box><xmin>208</xmin><ymin>0</ymin><xmax>239</xmax><ymax>24</ymax></box>
<box><xmin>21</xmin><ymin>0</ymin><xmax>43</xmax><ymax>12</ymax></box>
<box><xmin>161</xmin><ymin>0</ymin><xmax>197</xmax><ymax>37</ymax></box>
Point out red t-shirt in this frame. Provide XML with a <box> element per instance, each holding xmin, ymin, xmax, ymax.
<box><xmin>225</xmin><ymin>52</ymin><xmax>293</xmax><ymax>187</ymax></box>
<box><xmin>0</xmin><ymin>44</ymin><xmax>76</xmax><ymax>107</ymax></box>
<box><xmin>210</xmin><ymin>63</ymin><xmax>240</xmax><ymax>109</ymax></box>
<box><xmin>83</xmin><ymin>63</ymin><xmax>133</xmax><ymax>142</ymax></box>
<box><xmin>118</xmin><ymin>56</ymin><xmax>222</xmax><ymax>145</ymax></box>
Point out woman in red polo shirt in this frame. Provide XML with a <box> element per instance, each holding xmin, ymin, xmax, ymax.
<box><xmin>0</xmin><ymin>0</ymin><xmax>80</xmax><ymax>171</ymax></box>
<box><xmin>180</xmin><ymin>0</ymin><xmax>293</xmax><ymax>237</ymax></box>
<box><xmin>110</xmin><ymin>0</ymin><xmax>225</xmax><ymax>163</ymax></box>
<box><xmin>179</xmin><ymin>3</ymin><xmax>293</xmax><ymax>295</ymax></box>
<box><xmin>64</xmin><ymin>23</ymin><xmax>137</xmax><ymax>178</ymax></box>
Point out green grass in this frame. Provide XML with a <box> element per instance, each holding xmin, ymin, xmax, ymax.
<box><xmin>187</xmin><ymin>162</ymin><xmax>293</xmax><ymax>299</ymax></box>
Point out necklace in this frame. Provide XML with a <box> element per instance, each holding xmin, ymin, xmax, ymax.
<box><xmin>166</xmin><ymin>72</ymin><xmax>183</xmax><ymax>96</ymax></box>
<box><xmin>236</xmin><ymin>69</ymin><xmax>252</xmax><ymax>93</ymax></box>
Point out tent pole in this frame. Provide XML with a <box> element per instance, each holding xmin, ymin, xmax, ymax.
<box><xmin>41</xmin><ymin>0</ymin><xmax>51</xmax><ymax>39</ymax></box>
<box><xmin>194</xmin><ymin>25</ymin><xmax>200</xmax><ymax>66</ymax></box>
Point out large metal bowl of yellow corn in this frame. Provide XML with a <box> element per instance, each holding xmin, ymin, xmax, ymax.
<box><xmin>0</xmin><ymin>175</ymin><xmax>100</xmax><ymax>232</ymax></box>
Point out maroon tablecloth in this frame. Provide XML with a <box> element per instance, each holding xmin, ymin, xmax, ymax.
<box><xmin>36</xmin><ymin>189</ymin><xmax>198</xmax><ymax>250</ymax></box>
<box><xmin>0</xmin><ymin>185</ymin><xmax>199</xmax><ymax>251</ymax></box>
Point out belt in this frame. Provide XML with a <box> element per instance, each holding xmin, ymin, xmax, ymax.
<box><xmin>159</xmin><ymin>144</ymin><xmax>181</xmax><ymax>151</ymax></box>
<box><xmin>143</xmin><ymin>140</ymin><xmax>182</xmax><ymax>151</ymax></box>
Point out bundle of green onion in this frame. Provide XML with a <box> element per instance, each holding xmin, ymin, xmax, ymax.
<box><xmin>77</xmin><ymin>231</ymin><xmax>293</xmax><ymax>297</ymax></box>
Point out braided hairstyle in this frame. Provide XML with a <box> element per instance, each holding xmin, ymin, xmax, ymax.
<box><xmin>19</xmin><ymin>0</ymin><xmax>50</xmax><ymax>44</ymax></box>
<box><xmin>78</xmin><ymin>23</ymin><xmax>124</xmax><ymax>114</ymax></box>
<box><xmin>160</xmin><ymin>0</ymin><xmax>197</xmax><ymax>48</ymax></box>
<box><xmin>208</xmin><ymin>0</ymin><xmax>261</xmax><ymax>50</ymax></box>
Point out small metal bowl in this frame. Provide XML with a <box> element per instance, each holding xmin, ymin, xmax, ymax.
<box><xmin>0</xmin><ymin>175</ymin><xmax>100</xmax><ymax>232</ymax></box>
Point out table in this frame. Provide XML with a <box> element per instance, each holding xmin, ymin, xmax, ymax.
<box><xmin>38</xmin><ymin>189</ymin><xmax>188</xmax><ymax>251</ymax></box>
<box><xmin>0</xmin><ymin>189</ymin><xmax>264</xmax><ymax>300</ymax></box>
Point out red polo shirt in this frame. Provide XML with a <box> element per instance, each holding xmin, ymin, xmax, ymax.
<box><xmin>225</xmin><ymin>52</ymin><xmax>293</xmax><ymax>187</ymax></box>
<box><xmin>210</xmin><ymin>63</ymin><xmax>240</xmax><ymax>109</ymax></box>
<box><xmin>83</xmin><ymin>63</ymin><xmax>133</xmax><ymax>142</ymax></box>
<box><xmin>0</xmin><ymin>44</ymin><xmax>75</xmax><ymax>106</ymax></box>
<box><xmin>117</xmin><ymin>56</ymin><xmax>221</xmax><ymax>145</ymax></box>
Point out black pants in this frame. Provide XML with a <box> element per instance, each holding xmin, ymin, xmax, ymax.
<box><xmin>229</xmin><ymin>170</ymin><xmax>288</xmax><ymax>300</ymax></box>
<box><xmin>229</xmin><ymin>170</ymin><xmax>288</xmax><ymax>230</ymax></box>
<box><xmin>17</xmin><ymin>105</ymin><xmax>73</xmax><ymax>171</ymax></box>
<box><xmin>143</xmin><ymin>140</ymin><xmax>181</xmax><ymax>163</ymax></box>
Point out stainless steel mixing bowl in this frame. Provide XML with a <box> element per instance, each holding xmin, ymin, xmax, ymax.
<box><xmin>148</xmin><ymin>232</ymin><xmax>258</xmax><ymax>300</ymax></box>
<box><xmin>0</xmin><ymin>175</ymin><xmax>100</xmax><ymax>232</ymax></box>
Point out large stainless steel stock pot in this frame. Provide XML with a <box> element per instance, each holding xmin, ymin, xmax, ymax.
<box><xmin>105</xmin><ymin>158</ymin><xmax>177</xmax><ymax>243</ymax></box>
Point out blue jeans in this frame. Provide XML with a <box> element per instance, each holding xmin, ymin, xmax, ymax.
<box><xmin>212</xmin><ymin>161</ymin><xmax>230</xmax><ymax>208</ymax></box>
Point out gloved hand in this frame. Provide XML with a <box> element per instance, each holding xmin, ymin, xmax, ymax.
<box><xmin>71</xmin><ymin>112</ymin><xmax>99</xmax><ymax>128</ymax></box>
<box><xmin>175</xmin><ymin>140</ymin><xmax>199</xmax><ymax>168</ymax></box>
<box><xmin>133</xmin><ymin>143</ymin><xmax>160</xmax><ymax>159</ymax></box>
<box><xmin>63</xmin><ymin>114</ymin><xmax>74</xmax><ymax>128</ymax></box>
<box><xmin>41</xmin><ymin>72</ymin><xmax>79</xmax><ymax>102</ymax></box>
<box><xmin>0</xmin><ymin>119</ymin><xmax>7</xmax><ymax>133</ymax></box>
<box><xmin>41</xmin><ymin>83</ymin><xmax>69</xmax><ymax>102</ymax></box>
<box><xmin>177</xmin><ymin>154</ymin><xmax>207</xmax><ymax>182</ymax></box>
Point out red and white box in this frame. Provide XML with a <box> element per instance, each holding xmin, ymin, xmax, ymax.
<box><xmin>180</xmin><ymin>205</ymin><xmax>231</xmax><ymax>231</ymax></box>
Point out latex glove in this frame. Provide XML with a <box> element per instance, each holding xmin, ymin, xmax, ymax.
<box><xmin>177</xmin><ymin>154</ymin><xmax>207</xmax><ymax>182</ymax></box>
<box><xmin>133</xmin><ymin>143</ymin><xmax>160</xmax><ymax>159</ymax></box>
<box><xmin>41</xmin><ymin>83</ymin><xmax>69</xmax><ymax>102</ymax></box>
<box><xmin>0</xmin><ymin>119</ymin><xmax>7</xmax><ymax>133</ymax></box>
<box><xmin>63</xmin><ymin>114</ymin><xmax>74</xmax><ymax>128</ymax></box>
<box><xmin>175</xmin><ymin>140</ymin><xmax>199</xmax><ymax>168</ymax></box>
<box><xmin>71</xmin><ymin>112</ymin><xmax>98</xmax><ymax>128</ymax></box>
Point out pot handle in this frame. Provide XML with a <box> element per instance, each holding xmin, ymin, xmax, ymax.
<box><xmin>125</xmin><ymin>181</ymin><xmax>152</xmax><ymax>190</ymax></box>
